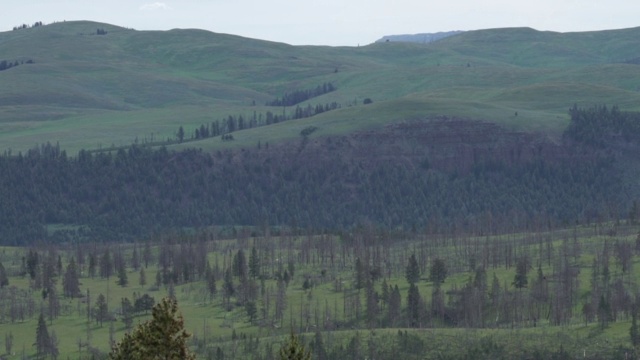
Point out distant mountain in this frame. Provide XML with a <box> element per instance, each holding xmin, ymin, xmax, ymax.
<box><xmin>375</xmin><ymin>31</ymin><xmax>463</xmax><ymax>44</ymax></box>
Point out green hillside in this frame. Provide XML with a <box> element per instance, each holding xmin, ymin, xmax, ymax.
<box><xmin>2</xmin><ymin>21</ymin><xmax>640</xmax><ymax>153</ymax></box>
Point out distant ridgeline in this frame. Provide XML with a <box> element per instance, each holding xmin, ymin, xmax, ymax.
<box><xmin>376</xmin><ymin>31</ymin><xmax>463</xmax><ymax>44</ymax></box>
<box><xmin>0</xmin><ymin>106</ymin><xmax>636</xmax><ymax>244</ymax></box>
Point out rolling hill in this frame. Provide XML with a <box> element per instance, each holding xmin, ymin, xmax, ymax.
<box><xmin>2</xmin><ymin>21</ymin><xmax>640</xmax><ymax>153</ymax></box>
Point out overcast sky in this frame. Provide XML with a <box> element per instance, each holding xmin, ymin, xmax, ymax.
<box><xmin>4</xmin><ymin>1</ymin><xmax>640</xmax><ymax>46</ymax></box>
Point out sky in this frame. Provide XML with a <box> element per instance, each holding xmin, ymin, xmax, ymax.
<box><xmin>4</xmin><ymin>0</ymin><xmax>640</xmax><ymax>46</ymax></box>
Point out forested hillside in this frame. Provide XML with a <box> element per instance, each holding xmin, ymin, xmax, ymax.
<box><xmin>1</xmin><ymin>107</ymin><xmax>637</xmax><ymax>245</ymax></box>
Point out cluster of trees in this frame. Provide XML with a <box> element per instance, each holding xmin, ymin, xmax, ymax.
<box><xmin>0</xmin><ymin>116</ymin><xmax>631</xmax><ymax>244</ymax></box>
<box><xmin>266</xmin><ymin>83</ymin><xmax>336</xmax><ymax>107</ymax></box>
<box><xmin>2</xmin><ymin>211</ymin><xmax>639</xmax><ymax>357</ymax></box>
<box><xmin>564</xmin><ymin>104</ymin><xmax>640</xmax><ymax>147</ymax></box>
<box><xmin>0</xmin><ymin>59</ymin><xmax>34</xmax><ymax>71</ymax></box>
<box><xmin>12</xmin><ymin>21</ymin><xmax>44</xmax><ymax>31</ymax></box>
<box><xmin>177</xmin><ymin>102</ymin><xmax>340</xmax><ymax>143</ymax></box>
<box><xmin>96</xmin><ymin>28</ymin><xmax>108</xmax><ymax>35</ymax></box>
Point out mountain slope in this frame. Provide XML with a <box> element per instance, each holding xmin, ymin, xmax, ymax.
<box><xmin>2</xmin><ymin>22</ymin><xmax>640</xmax><ymax>153</ymax></box>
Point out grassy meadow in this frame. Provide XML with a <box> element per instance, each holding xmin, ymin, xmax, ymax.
<box><xmin>0</xmin><ymin>223</ymin><xmax>639</xmax><ymax>358</ymax></box>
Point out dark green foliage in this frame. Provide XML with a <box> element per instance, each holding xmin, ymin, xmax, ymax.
<box><xmin>0</xmin><ymin>262</ymin><xmax>8</xmax><ymax>288</ymax></box>
<box><xmin>26</xmin><ymin>250</ymin><xmax>39</xmax><ymax>279</ymax></box>
<box><xmin>0</xmin><ymin>59</ymin><xmax>34</xmax><ymax>71</ymax></box>
<box><xmin>0</xmin><ymin>111</ymin><xmax>633</xmax><ymax>244</ymax></box>
<box><xmin>117</xmin><ymin>265</ymin><xmax>128</xmax><ymax>287</ymax></box>
<box><xmin>95</xmin><ymin>293</ymin><xmax>109</xmax><ymax>327</ymax></box>
<box><xmin>564</xmin><ymin>105</ymin><xmax>640</xmax><ymax>147</ymax></box>
<box><xmin>245</xmin><ymin>301</ymin><xmax>257</xmax><ymax>324</ymax></box>
<box><xmin>405</xmin><ymin>254</ymin><xmax>420</xmax><ymax>285</ymax></box>
<box><xmin>5</xmin><ymin>331</ymin><xmax>13</xmax><ymax>355</ymax></box>
<box><xmin>109</xmin><ymin>297</ymin><xmax>196</xmax><ymax>360</ymax></box>
<box><xmin>354</xmin><ymin>258</ymin><xmax>366</xmax><ymax>289</ymax></box>
<box><xmin>631</xmin><ymin>304</ymin><xmax>640</xmax><ymax>347</ymax></box>
<box><xmin>232</xmin><ymin>249</ymin><xmax>247</xmax><ymax>280</ymax></box>
<box><xmin>121</xmin><ymin>297</ymin><xmax>134</xmax><ymax>330</ymax></box>
<box><xmin>300</xmin><ymin>126</ymin><xmax>318</xmax><ymax>137</ymax></box>
<box><xmin>249</xmin><ymin>247</ymin><xmax>260</xmax><ymax>279</ymax></box>
<box><xmin>279</xmin><ymin>332</ymin><xmax>311</xmax><ymax>360</ymax></box>
<box><xmin>62</xmin><ymin>257</ymin><xmax>80</xmax><ymax>297</ymax></box>
<box><xmin>429</xmin><ymin>258</ymin><xmax>447</xmax><ymax>285</ymax></box>
<box><xmin>267</xmin><ymin>83</ymin><xmax>336</xmax><ymax>107</ymax></box>
<box><xmin>406</xmin><ymin>283</ymin><xmax>421</xmax><ymax>327</ymax></box>
<box><xmin>34</xmin><ymin>313</ymin><xmax>51</xmax><ymax>357</ymax></box>
<box><xmin>513</xmin><ymin>256</ymin><xmax>529</xmax><ymax>289</ymax></box>
<box><xmin>363</xmin><ymin>98</ymin><xmax>373</xmax><ymax>104</ymax></box>
<box><xmin>134</xmin><ymin>294</ymin><xmax>155</xmax><ymax>314</ymax></box>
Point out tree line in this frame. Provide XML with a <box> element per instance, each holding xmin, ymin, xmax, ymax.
<box><xmin>0</xmin><ymin>59</ymin><xmax>34</xmax><ymax>72</ymax></box>
<box><xmin>266</xmin><ymin>83</ymin><xmax>336</xmax><ymax>107</ymax></box>
<box><xmin>176</xmin><ymin>102</ymin><xmax>340</xmax><ymax>143</ymax></box>
<box><xmin>12</xmin><ymin>21</ymin><xmax>44</xmax><ymax>31</ymax></box>
<box><xmin>0</xmin><ymin>107</ymin><xmax>636</xmax><ymax>244</ymax></box>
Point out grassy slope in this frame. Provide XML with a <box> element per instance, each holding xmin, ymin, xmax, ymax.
<box><xmin>2</xmin><ymin>22</ymin><xmax>640</xmax><ymax>153</ymax></box>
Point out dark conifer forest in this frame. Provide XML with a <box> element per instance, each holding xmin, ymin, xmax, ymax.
<box><xmin>1</xmin><ymin>106</ymin><xmax>637</xmax><ymax>245</ymax></box>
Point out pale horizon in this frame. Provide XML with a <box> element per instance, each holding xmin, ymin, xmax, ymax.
<box><xmin>3</xmin><ymin>1</ymin><xmax>640</xmax><ymax>46</ymax></box>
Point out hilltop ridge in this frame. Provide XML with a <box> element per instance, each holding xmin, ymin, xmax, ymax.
<box><xmin>2</xmin><ymin>21</ymin><xmax>640</xmax><ymax>153</ymax></box>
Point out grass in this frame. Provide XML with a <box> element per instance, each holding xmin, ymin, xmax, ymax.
<box><xmin>3</xmin><ymin>22</ymin><xmax>640</xmax><ymax>153</ymax></box>
<box><xmin>0</xmin><ymin>224</ymin><xmax>638</xmax><ymax>358</ymax></box>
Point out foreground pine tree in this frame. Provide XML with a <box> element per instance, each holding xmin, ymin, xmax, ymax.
<box><xmin>279</xmin><ymin>332</ymin><xmax>311</xmax><ymax>360</ymax></box>
<box><xmin>109</xmin><ymin>297</ymin><xmax>196</xmax><ymax>360</ymax></box>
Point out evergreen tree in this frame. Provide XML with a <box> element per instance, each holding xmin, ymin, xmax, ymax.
<box><xmin>405</xmin><ymin>254</ymin><xmax>420</xmax><ymax>285</ymax></box>
<box><xmin>34</xmin><ymin>312</ymin><xmax>51</xmax><ymax>357</ymax></box>
<box><xmin>388</xmin><ymin>285</ymin><xmax>401</xmax><ymax>327</ymax></box>
<box><xmin>109</xmin><ymin>297</ymin><xmax>196</xmax><ymax>360</ymax></box>
<box><xmin>279</xmin><ymin>332</ymin><xmax>311</xmax><ymax>360</ymax></box>
<box><xmin>5</xmin><ymin>331</ymin><xmax>13</xmax><ymax>355</ymax></box>
<box><xmin>407</xmin><ymin>283</ymin><xmax>421</xmax><ymax>327</ymax></box>
<box><xmin>62</xmin><ymin>257</ymin><xmax>80</xmax><ymax>297</ymax></box>
<box><xmin>223</xmin><ymin>268</ymin><xmax>235</xmax><ymax>308</ymax></box>
<box><xmin>249</xmin><ymin>246</ymin><xmax>261</xmax><ymax>279</ymax></box>
<box><xmin>233</xmin><ymin>249</ymin><xmax>247</xmax><ymax>280</ymax></box>
<box><xmin>513</xmin><ymin>256</ymin><xmax>529</xmax><ymax>289</ymax></box>
<box><xmin>0</xmin><ymin>261</ymin><xmax>8</xmax><ymax>288</ymax></box>
<box><xmin>122</xmin><ymin>297</ymin><xmax>134</xmax><ymax>330</ymax></box>
<box><xmin>139</xmin><ymin>267</ymin><xmax>146</xmax><ymax>287</ymax></box>
<box><xmin>206</xmin><ymin>263</ymin><xmax>217</xmax><ymax>300</ymax></box>
<box><xmin>117</xmin><ymin>265</ymin><xmax>128</xmax><ymax>287</ymax></box>
<box><xmin>429</xmin><ymin>258</ymin><xmax>447</xmax><ymax>285</ymax></box>
<box><xmin>95</xmin><ymin>293</ymin><xmax>109</xmax><ymax>327</ymax></box>
<box><xmin>631</xmin><ymin>302</ymin><xmax>640</xmax><ymax>347</ymax></box>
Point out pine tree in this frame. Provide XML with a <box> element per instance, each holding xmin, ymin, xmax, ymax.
<box><xmin>62</xmin><ymin>257</ymin><xmax>80</xmax><ymax>297</ymax></box>
<box><xmin>513</xmin><ymin>256</ymin><xmax>529</xmax><ymax>289</ymax></box>
<box><xmin>34</xmin><ymin>312</ymin><xmax>51</xmax><ymax>357</ymax></box>
<box><xmin>0</xmin><ymin>261</ymin><xmax>8</xmax><ymax>288</ymax></box>
<box><xmin>279</xmin><ymin>332</ymin><xmax>311</xmax><ymax>360</ymax></box>
<box><xmin>405</xmin><ymin>254</ymin><xmax>420</xmax><ymax>285</ymax></box>
<box><xmin>117</xmin><ymin>265</ymin><xmax>128</xmax><ymax>287</ymax></box>
<box><xmin>139</xmin><ymin>267</ymin><xmax>146</xmax><ymax>287</ymax></box>
<box><xmin>407</xmin><ymin>283</ymin><xmax>421</xmax><ymax>327</ymax></box>
<box><xmin>429</xmin><ymin>258</ymin><xmax>448</xmax><ymax>285</ymax></box>
<box><xmin>110</xmin><ymin>297</ymin><xmax>196</xmax><ymax>360</ymax></box>
<box><xmin>631</xmin><ymin>304</ymin><xmax>640</xmax><ymax>347</ymax></box>
<box><xmin>95</xmin><ymin>293</ymin><xmax>109</xmax><ymax>327</ymax></box>
<box><xmin>249</xmin><ymin>246</ymin><xmax>261</xmax><ymax>279</ymax></box>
